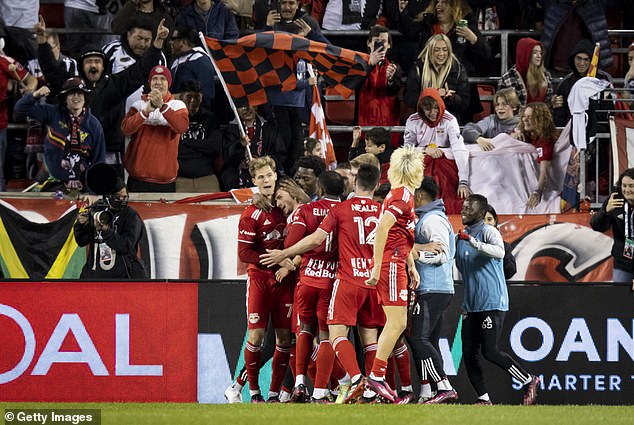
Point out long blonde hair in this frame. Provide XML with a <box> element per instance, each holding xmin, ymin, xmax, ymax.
<box><xmin>417</xmin><ymin>0</ymin><xmax>470</xmax><ymax>23</ymax></box>
<box><xmin>526</xmin><ymin>45</ymin><xmax>546</xmax><ymax>99</ymax></box>
<box><xmin>418</xmin><ymin>34</ymin><xmax>456</xmax><ymax>90</ymax></box>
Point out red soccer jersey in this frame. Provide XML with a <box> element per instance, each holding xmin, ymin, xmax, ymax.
<box><xmin>0</xmin><ymin>54</ymin><xmax>28</xmax><ymax>130</ymax></box>
<box><xmin>382</xmin><ymin>186</ymin><xmax>416</xmax><ymax>258</ymax></box>
<box><xmin>238</xmin><ymin>204</ymin><xmax>286</xmax><ymax>275</ymax></box>
<box><xmin>286</xmin><ymin>197</ymin><xmax>340</xmax><ymax>289</ymax></box>
<box><xmin>318</xmin><ymin>196</ymin><xmax>381</xmax><ymax>288</ymax></box>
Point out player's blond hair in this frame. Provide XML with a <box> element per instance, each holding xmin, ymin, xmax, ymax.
<box><xmin>387</xmin><ymin>146</ymin><xmax>424</xmax><ymax>189</ymax></box>
<box><xmin>249</xmin><ymin>156</ymin><xmax>276</xmax><ymax>178</ymax></box>
<box><xmin>350</xmin><ymin>153</ymin><xmax>380</xmax><ymax>169</ymax></box>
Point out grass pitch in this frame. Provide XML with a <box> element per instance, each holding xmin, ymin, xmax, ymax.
<box><xmin>1</xmin><ymin>403</ymin><xmax>633</xmax><ymax>425</ymax></box>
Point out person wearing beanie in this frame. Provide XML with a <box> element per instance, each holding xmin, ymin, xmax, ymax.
<box><xmin>122</xmin><ymin>65</ymin><xmax>189</xmax><ymax>192</ymax></box>
<box><xmin>498</xmin><ymin>37</ymin><xmax>553</xmax><ymax>107</ymax></box>
<box><xmin>14</xmin><ymin>77</ymin><xmax>106</xmax><ymax>192</ymax></box>
<box><xmin>403</xmin><ymin>87</ymin><xmax>470</xmax><ymax>215</ymax></box>
<box><xmin>72</xmin><ymin>18</ymin><xmax>170</xmax><ymax>178</ymax></box>
<box><xmin>552</xmin><ymin>38</ymin><xmax>613</xmax><ymax>127</ymax></box>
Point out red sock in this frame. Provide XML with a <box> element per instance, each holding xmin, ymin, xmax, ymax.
<box><xmin>332</xmin><ymin>336</ymin><xmax>361</xmax><ymax>378</ymax></box>
<box><xmin>289</xmin><ymin>344</ymin><xmax>296</xmax><ymax>378</ymax></box>
<box><xmin>386</xmin><ymin>356</ymin><xmax>396</xmax><ymax>389</ymax></box>
<box><xmin>244</xmin><ymin>342</ymin><xmax>261</xmax><ymax>392</ymax></box>
<box><xmin>236</xmin><ymin>368</ymin><xmax>247</xmax><ymax>387</ymax></box>
<box><xmin>269</xmin><ymin>345</ymin><xmax>290</xmax><ymax>394</ymax></box>
<box><xmin>370</xmin><ymin>357</ymin><xmax>388</xmax><ymax>380</ymax></box>
<box><xmin>314</xmin><ymin>340</ymin><xmax>335</xmax><ymax>389</ymax></box>
<box><xmin>393</xmin><ymin>342</ymin><xmax>412</xmax><ymax>387</ymax></box>
<box><xmin>307</xmin><ymin>344</ymin><xmax>318</xmax><ymax>384</ymax></box>
<box><xmin>363</xmin><ymin>343</ymin><xmax>377</xmax><ymax>376</ymax></box>
<box><xmin>332</xmin><ymin>357</ymin><xmax>346</xmax><ymax>381</ymax></box>
<box><xmin>295</xmin><ymin>330</ymin><xmax>313</xmax><ymax>377</ymax></box>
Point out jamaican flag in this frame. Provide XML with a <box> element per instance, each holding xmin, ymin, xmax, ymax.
<box><xmin>0</xmin><ymin>203</ymin><xmax>85</xmax><ymax>279</ymax></box>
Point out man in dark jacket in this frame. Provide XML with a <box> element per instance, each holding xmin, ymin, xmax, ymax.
<box><xmin>74</xmin><ymin>177</ymin><xmax>147</xmax><ymax>279</ymax></box>
<box><xmin>219</xmin><ymin>106</ymin><xmax>285</xmax><ymax>190</ymax></box>
<box><xmin>552</xmin><ymin>38</ymin><xmax>613</xmax><ymax>127</ymax></box>
<box><xmin>174</xmin><ymin>80</ymin><xmax>220</xmax><ymax>192</ymax></box>
<box><xmin>175</xmin><ymin>0</ymin><xmax>239</xmax><ymax>40</ymax></box>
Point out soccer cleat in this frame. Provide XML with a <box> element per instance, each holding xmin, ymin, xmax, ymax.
<box><xmin>522</xmin><ymin>375</ymin><xmax>540</xmax><ymax>406</ymax></box>
<box><xmin>290</xmin><ymin>384</ymin><xmax>309</xmax><ymax>403</ymax></box>
<box><xmin>335</xmin><ymin>383</ymin><xmax>351</xmax><ymax>404</ymax></box>
<box><xmin>423</xmin><ymin>389</ymin><xmax>458</xmax><ymax>404</ymax></box>
<box><xmin>365</xmin><ymin>377</ymin><xmax>398</xmax><ymax>403</ymax></box>
<box><xmin>343</xmin><ymin>377</ymin><xmax>366</xmax><ymax>404</ymax></box>
<box><xmin>474</xmin><ymin>399</ymin><xmax>493</xmax><ymax>405</ymax></box>
<box><xmin>250</xmin><ymin>394</ymin><xmax>265</xmax><ymax>403</ymax></box>
<box><xmin>396</xmin><ymin>391</ymin><xmax>417</xmax><ymax>405</ymax></box>
<box><xmin>311</xmin><ymin>396</ymin><xmax>334</xmax><ymax>404</ymax></box>
<box><xmin>266</xmin><ymin>395</ymin><xmax>281</xmax><ymax>403</ymax></box>
<box><xmin>224</xmin><ymin>382</ymin><xmax>243</xmax><ymax>404</ymax></box>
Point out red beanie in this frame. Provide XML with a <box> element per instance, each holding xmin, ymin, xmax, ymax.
<box><xmin>148</xmin><ymin>65</ymin><xmax>172</xmax><ymax>87</ymax></box>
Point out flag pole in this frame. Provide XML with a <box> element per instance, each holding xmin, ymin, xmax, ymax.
<box><xmin>198</xmin><ymin>32</ymin><xmax>252</xmax><ymax>161</ymax></box>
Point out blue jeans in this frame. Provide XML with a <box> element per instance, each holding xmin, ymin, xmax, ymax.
<box><xmin>0</xmin><ymin>129</ymin><xmax>6</xmax><ymax>192</ymax></box>
<box><xmin>612</xmin><ymin>268</ymin><xmax>633</xmax><ymax>283</ymax></box>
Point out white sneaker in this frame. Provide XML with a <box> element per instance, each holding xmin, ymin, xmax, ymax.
<box><xmin>224</xmin><ymin>382</ymin><xmax>243</xmax><ymax>403</ymax></box>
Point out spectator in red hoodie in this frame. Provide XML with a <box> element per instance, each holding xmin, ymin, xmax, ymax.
<box><xmin>356</xmin><ymin>25</ymin><xmax>403</xmax><ymax>148</ymax></box>
<box><xmin>498</xmin><ymin>37</ymin><xmax>553</xmax><ymax>107</ymax></box>
<box><xmin>122</xmin><ymin>65</ymin><xmax>189</xmax><ymax>192</ymax></box>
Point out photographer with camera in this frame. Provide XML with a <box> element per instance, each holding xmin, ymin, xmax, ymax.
<box><xmin>74</xmin><ymin>165</ymin><xmax>147</xmax><ymax>279</ymax></box>
<box><xmin>591</xmin><ymin>168</ymin><xmax>634</xmax><ymax>284</ymax></box>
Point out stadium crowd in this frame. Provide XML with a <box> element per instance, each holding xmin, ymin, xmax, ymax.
<box><xmin>0</xmin><ymin>0</ymin><xmax>633</xmax><ymax>405</ymax></box>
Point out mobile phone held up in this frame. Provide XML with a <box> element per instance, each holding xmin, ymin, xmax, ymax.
<box><xmin>374</xmin><ymin>39</ymin><xmax>385</xmax><ymax>52</ymax></box>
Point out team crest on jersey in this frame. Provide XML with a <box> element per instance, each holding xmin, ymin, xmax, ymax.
<box><xmin>249</xmin><ymin>313</ymin><xmax>260</xmax><ymax>324</ymax></box>
<box><xmin>399</xmin><ymin>290</ymin><xmax>408</xmax><ymax>301</ymax></box>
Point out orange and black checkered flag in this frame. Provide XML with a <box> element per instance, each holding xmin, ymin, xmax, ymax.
<box><xmin>205</xmin><ymin>32</ymin><xmax>369</xmax><ymax>107</ymax></box>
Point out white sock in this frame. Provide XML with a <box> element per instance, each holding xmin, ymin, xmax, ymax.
<box><xmin>268</xmin><ymin>391</ymin><xmax>279</xmax><ymax>399</ymax></box>
<box><xmin>295</xmin><ymin>374</ymin><xmax>305</xmax><ymax>387</ymax></box>
<box><xmin>368</xmin><ymin>372</ymin><xmax>383</xmax><ymax>381</ymax></box>
<box><xmin>339</xmin><ymin>373</ymin><xmax>351</xmax><ymax>386</ymax></box>
<box><xmin>478</xmin><ymin>393</ymin><xmax>490</xmax><ymax>402</ymax></box>
<box><xmin>313</xmin><ymin>388</ymin><xmax>328</xmax><ymax>399</ymax></box>
<box><xmin>402</xmin><ymin>385</ymin><xmax>413</xmax><ymax>393</ymax></box>
<box><xmin>420</xmin><ymin>382</ymin><xmax>432</xmax><ymax>398</ymax></box>
<box><xmin>437</xmin><ymin>379</ymin><xmax>452</xmax><ymax>391</ymax></box>
<box><xmin>250</xmin><ymin>390</ymin><xmax>260</xmax><ymax>397</ymax></box>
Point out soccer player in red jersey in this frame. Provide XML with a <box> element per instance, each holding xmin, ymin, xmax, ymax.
<box><xmin>283</xmin><ymin>171</ymin><xmax>344</xmax><ymax>403</ymax></box>
<box><xmin>261</xmin><ymin>164</ymin><xmax>384</xmax><ymax>404</ymax></box>
<box><xmin>365</xmin><ymin>146</ymin><xmax>424</xmax><ymax>403</ymax></box>
<box><xmin>238</xmin><ymin>156</ymin><xmax>294</xmax><ymax>403</ymax></box>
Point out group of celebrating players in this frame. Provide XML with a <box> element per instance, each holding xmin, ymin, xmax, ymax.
<box><xmin>228</xmin><ymin>146</ymin><xmax>540</xmax><ymax>405</ymax></box>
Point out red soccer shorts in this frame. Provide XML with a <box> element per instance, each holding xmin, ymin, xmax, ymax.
<box><xmin>376</xmin><ymin>255</ymin><xmax>409</xmax><ymax>307</ymax></box>
<box><xmin>295</xmin><ymin>282</ymin><xmax>333</xmax><ymax>332</ymax></box>
<box><xmin>327</xmin><ymin>279</ymin><xmax>385</xmax><ymax>328</ymax></box>
<box><xmin>246</xmin><ymin>272</ymin><xmax>294</xmax><ymax>330</ymax></box>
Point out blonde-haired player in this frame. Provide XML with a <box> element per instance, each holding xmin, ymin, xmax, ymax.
<box><xmin>362</xmin><ymin>146</ymin><xmax>424</xmax><ymax>402</ymax></box>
